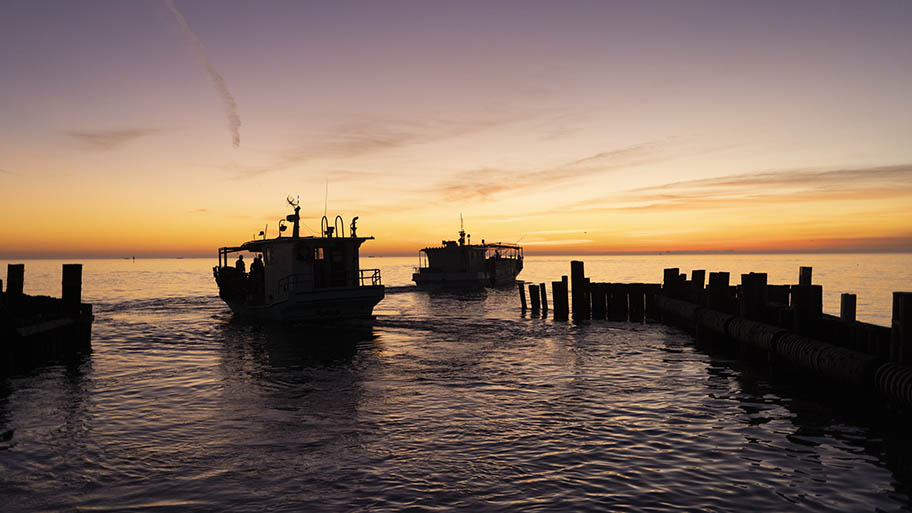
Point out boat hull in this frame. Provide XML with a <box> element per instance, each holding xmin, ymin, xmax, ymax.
<box><xmin>223</xmin><ymin>285</ymin><xmax>384</xmax><ymax>323</ymax></box>
<box><xmin>412</xmin><ymin>270</ymin><xmax>519</xmax><ymax>289</ymax></box>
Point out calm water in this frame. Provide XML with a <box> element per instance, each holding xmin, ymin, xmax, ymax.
<box><xmin>2</xmin><ymin>254</ymin><xmax>912</xmax><ymax>512</ymax></box>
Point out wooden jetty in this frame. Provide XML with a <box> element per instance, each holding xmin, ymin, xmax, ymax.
<box><xmin>519</xmin><ymin>260</ymin><xmax>912</xmax><ymax>412</ymax></box>
<box><xmin>1</xmin><ymin>263</ymin><xmax>93</xmax><ymax>372</ymax></box>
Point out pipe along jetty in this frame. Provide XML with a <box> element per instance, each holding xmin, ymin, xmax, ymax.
<box><xmin>1</xmin><ymin>263</ymin><xmax>93</xmax><ymax>373</ymax></box>
<box><xmin>519</xmin><ymin>261</ymin><xmax>912</xmax><ymax>412</ymax></box>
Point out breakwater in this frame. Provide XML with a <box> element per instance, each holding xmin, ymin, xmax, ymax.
<box><xmin>519</xmin><ymin>261</ymin><xmax>912</xmax><ymax>411</ymax></box>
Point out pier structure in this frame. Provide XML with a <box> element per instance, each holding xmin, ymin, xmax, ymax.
<box><xmin>518</xmin><ymin>261</ymin><xmax>912</xmax><ymax>411</ymax></box>
<box><xmin>1</xmin><ymin>263</ymin><xmax>93</xmax><ymax>373</ymax></box>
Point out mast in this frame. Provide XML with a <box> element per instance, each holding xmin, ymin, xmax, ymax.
<box><xmin>287</xmin><ymin>205</ymin><xmax>301</xmax><ymax>238</ymax></box>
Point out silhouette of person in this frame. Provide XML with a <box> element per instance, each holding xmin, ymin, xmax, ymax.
<box><xmin>249</xmin><ymin>255</ymin><xmax>265</xmax><ymax>300</ymax></box>
<box><xmin>251</xmin><ymin>255</ymin><xmax>264</xmax><ymax>275</ymax></box>
<box><xmin>235</xmin><ymin>254</ymin><xmax>246</xmax><ymax>273</ymax></box>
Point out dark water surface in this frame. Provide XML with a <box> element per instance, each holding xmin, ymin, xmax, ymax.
<box><xmin>2</xmin><ymin>255</ymin><xmax>912</xmax><ymax>511</ymax></box>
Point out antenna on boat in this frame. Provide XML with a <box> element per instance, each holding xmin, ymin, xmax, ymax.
<box><xmin>459</xmin><ymin>213</ymin><xmax>466</xmax><ymax>246</ymax></box>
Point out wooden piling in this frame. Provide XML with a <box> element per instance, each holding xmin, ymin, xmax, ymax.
<box><xmin>890</xmin><ymin>292</ymin><xmax>912</xmax><ymax>364</ymax></box>
<box><xmin>552</xmin><ymin>276</ymin><xmax>569</xmax><ymax>320</ymax></box>
<box><xmin>707</xmin><ymin>272</ymin><xmax>731</xmax><ymax>312</ymax></box>
<box><xmin>608</xmin><ymin>283</ymin><xmax>628</xmax><ymax>321</ymax></box>
<box><xmin>691</xmin><ymin>270</ymin><xmax>706</xmax><ymax>303</ymax></box>
<box><xmin>518</xmin><ymin>282</ymin><xmax>527</xmax><ymax>312</ymax></box>
<box><xmin>663</xmin><ymin>268</ymin><xmax>681</xmax><ymax>298</ymax></box>
<box><xmin>539</xmin><ymin>282</ymin><xmax>548</xmax><ymax>312</ymax></box>
<box><xmin>791</xmin><ymin>284</ymin><xmax>822</xmax><ymax>334</ymax></box>
<box><xmin>591</xmin><ymin>283</ymin><xmax>607</xmax><ymax>320</ymax></box>
<box><xmin>583</xmin><ymin>277</ymin><xmax>591</xmax><ymax>320</ymax></box>
<box><xmin>62</xmin><ymin>264</ymin><xmax>83</xmax><ymax>314</ymax></box>
<box><xmin>739</xmin><ymin>273</ymin><xmax>767</xmax><ymax>321</ymax></box>
<box><xmin>768</xmin><ymin>285</ymin><xmax>790</xmax><ymax>305</ymax></box>
<box><xmin>561</xmin><ymin>275</ymin><xmax>569</xmax><ymax>317</ymax></box>
<box><xmin>552</xmin><ymin>281</ymin><xmax>566</xmax><ymax>320</ymax></box>
<box><xmin>629</xmin><ymin>284</ymin><xmax>646</xmax><ymax>322</ymax></box>
<box><xmin>799</xmin><ymin>266</ymin><xmax>813</xmax><ymax>286</ymax></box>
<box><xmin>644</xmin><ymin>283</ymin><xmax>661</xmax><ymax>319</ymax></box>
<box><xmin>7</xmin><ymin>264</ymin><xmax>24</xmax><ymax>297</ymax></box>
<box><xmin>529</xmin><ymin>284</ymin><xmax>541</xmax><ymax>312</ymax></box>
<box><xmin>571</xmin><ymin>261</ymin><xmax>585</xmax><ymax>320</ymax></box>
<box><xmin>840</xmin><ymin>293</ymin><xmax>857</xmax><ymax>323</ymax></box>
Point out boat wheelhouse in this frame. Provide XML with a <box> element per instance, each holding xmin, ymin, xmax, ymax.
<box><xmin>412</xmin><ymin>220</ymin><xmax>523</xmax><ymax>288</ymax></box>
<box><xmin>213</xmin><ymin>200</ymin><xmax>384</xmax><ymax>322</ymax></box>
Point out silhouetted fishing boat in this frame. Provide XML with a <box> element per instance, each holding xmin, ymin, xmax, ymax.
<box><xmin>213</xmin><ymin>197</ymin><xmax>384</xmax><ymax>322</ymax></box>
<box><xmin>412</xmin><ymin>216</ymin><xmax>523</xmax><ymax>288</ymax></box>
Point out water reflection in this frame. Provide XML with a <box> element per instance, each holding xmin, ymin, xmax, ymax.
<box><xmin>693</xmin><ymin>339</ymin><xmax>912</xmax><ymax>509</ymax></box>
<box><xmin>0</xmin><ymin>354</ymin><xmax>93</xmax><ymax>509</ymax></box>
<box><xmin>217</xmin><ymin>318</ymin><xmax>376</xmax><ymax>370</ymax></box>
<box><xmin>4</xmin><ymin>275</ymin><xmax>912</xmax><ymax>511</ymax></box>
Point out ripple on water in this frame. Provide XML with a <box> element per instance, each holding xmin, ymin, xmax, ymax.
<box><xmin>1</xmin><ymin>285</ymin><xmax>911</xmax><ymax>512</ymax></box>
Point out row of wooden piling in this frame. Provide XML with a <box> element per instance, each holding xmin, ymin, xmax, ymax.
<box><xmin>518</xmin><ymin>260</ymin><xmax>912</xmax><ymax>411</ymax></box>
<box><xmin>2</xmin><ymin>264</ymin><xmax>93</xmax><ymax>370</ymax></box>
<box><xmin>657</xmin><ymin>265</ymin><xmax>907</xmax><ymax>361</ymax></box>
<box><xmin>3</xmin><ymin>263</ymin><xmax>84</xmax><ymax>314</ymax></box>
<box><xmin>518</xmin><ymin>262</ymin><xmax>660</xmax><ymax>322</ymax></box>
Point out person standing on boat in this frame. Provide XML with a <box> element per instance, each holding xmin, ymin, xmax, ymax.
<box><xmin>235</xmin><ymin>254</ymin><xmax>246</xmax><ymax>273</ymax></box>
<box><xmin>251</xmin><ymin>255</ymin><xmax>264</xmax><ymax>275</ymax></box>
<box><xmin>250</xmin><ymin>255</ymin><xmax>265</xmax><ymax>300</ymax></box>
<box><xmin>250</xmin><ymin>255</ymin><xmax>264</xmax><ymax>280</ymax></box>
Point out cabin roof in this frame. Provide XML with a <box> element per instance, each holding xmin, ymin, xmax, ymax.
<box><xmin>219</xmin><ymin>235</ymin><xmax>374</xmax><ymax>253</ymax></box>
<box><xmin>421</xmin><ymin>242</ymin><xmax>522</xmax><ymax>252</ymax></box>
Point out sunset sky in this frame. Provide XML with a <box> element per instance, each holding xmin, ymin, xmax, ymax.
<box><xmin>2</xmin><ymin>0</ymin><xmax>911</xmax><ymax>257</ymax></box>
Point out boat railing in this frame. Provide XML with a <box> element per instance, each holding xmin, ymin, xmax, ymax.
<box><xmin>277</xmin><ymin>274</ymin><xmax>309</xmax><ymax>294</ymax></box>
<box><xmin>359</xmin><ymin>268</ymin><xmax>382</xmax><ymax>286</ymax></box>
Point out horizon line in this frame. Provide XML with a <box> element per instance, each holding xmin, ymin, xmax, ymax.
<box><xmin>2</xmin><ymin>249</ymin><xmax>911</xmax><ymax>260</ymax></box>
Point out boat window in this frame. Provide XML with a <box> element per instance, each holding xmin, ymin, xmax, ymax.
<box><xmin>314</xmin><ymin>247</ymin><xmax>324</xmax><ymax>260</ymax></box>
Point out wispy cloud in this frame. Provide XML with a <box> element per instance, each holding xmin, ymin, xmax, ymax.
<box><xmin>284</xmin><ymin>139</ymin><xmax>708</xmax><ymax>216</ymax></box>
<box><xmin>523</xmin><ymin>228</ymin><xmax>599</xmax><ymax>235</ymax></box>
<box><xmin>231</xmin><ymin>116</ymin><xmax>520</xmax><ymax>178</ymax></box>
<box><xmin>185</xmin><ymin>208</ymin><xmax>208</xmax><ymax>214</ymax></box>
<box><xmin>424</xmin><ymin>139</ymin><xmax>681</xmax><ymax>202</ymax></box>
<box><xmin>166</xmin><ymin>0</ymin><xmax>241</xmax><ymax>148</ymax></box>
<box><xmin>560</xmin><ymin>164</ymin><xmax>912</xmax><ymax>213</ymax></box>
<box><xmin>0</xmin><ymin>167</ymin><xmax>13</xmax><ymax>175</ymax></box>
<box><xmin>68</xmin><ymin>128</ymin><xmax>162</xmax><ymax>150</ymax></box>
<box><xmin>537</xmin><ymin>111</ymin><xmax>590</xmax><ymax>141</ymax></box>
<box><xmin>522</xmin><ymin>239</ymin><xmax>593</xmax><ymax>246</ymax></box>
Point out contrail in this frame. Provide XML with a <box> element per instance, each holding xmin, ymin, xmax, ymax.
<box><xmin>166</xmin><ymin>0</ymin><xmax>241</xmax><ymax>148</ymax></box>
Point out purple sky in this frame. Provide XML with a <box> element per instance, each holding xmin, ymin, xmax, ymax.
<box><xmin>2</xmin><ymin>1</ymin><xmax>911</xmax><ymax>256</ymax></box>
